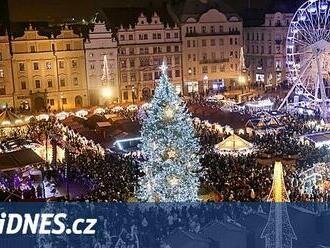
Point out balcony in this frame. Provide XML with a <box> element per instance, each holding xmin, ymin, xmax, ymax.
<box><xmin>200</xmin><ymin>58</ymin><xmax>230</xmax><ymax>64</ymax></box>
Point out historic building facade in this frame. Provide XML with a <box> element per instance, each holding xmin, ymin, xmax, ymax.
<box><xmin>117</xmin><ymin>12</ymin><xmax>182</xmax><ymax>103</ymax></box>
<box><xmin>244</xmin><ymin>12</ymin><xmax>293</xmax><ymax>88</ymax></box>
<box><xmin>0</xmin><ymin>35</ymin><xmax>14</xmax><ymax>108</ymax></box>
<box><xmin>11</xmin><ymin>25</ymin><xmax>88</xmax><ymax>111</ymax></box>
<box><xmin>85</xmin><ymin>21</ymin><xmax>119</xmax><ymax>105</ymax></box>
<box><xmin>181</xmin><ymin>9</ymin><xmax>243</xmax><ymax>94</ymax></box>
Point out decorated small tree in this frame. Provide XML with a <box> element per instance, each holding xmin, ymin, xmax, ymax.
<box><xmin>137</xmin><ymin>62</ymin><xmax>201</xmax><ymax>202</ymax></box>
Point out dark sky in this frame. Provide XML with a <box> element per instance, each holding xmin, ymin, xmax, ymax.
<box><xmin>4</xmin><ymin>0</ymin><xmax>305</xmax><ymax>23</ymax></box>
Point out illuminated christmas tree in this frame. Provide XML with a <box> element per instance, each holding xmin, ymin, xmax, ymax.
<box><xmin>137</xmin><ymin>62</ymin><xmax>201</xmax><ymax>202</ymax></box>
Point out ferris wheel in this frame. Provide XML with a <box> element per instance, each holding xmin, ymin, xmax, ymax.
<box><xmin>280</xmin><ymin>0</ymin><xmax>330</xmax><ymax>118</ymax></box>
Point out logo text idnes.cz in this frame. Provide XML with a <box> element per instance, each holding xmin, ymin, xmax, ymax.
<box><xmin>0</xmin><ymin>213</ymin><xmax>97</xmax><ymax>235</ymax></box>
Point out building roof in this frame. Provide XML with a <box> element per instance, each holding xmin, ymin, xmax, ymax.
<box><xmin>215</xmin><ymin>134</ymin><xmax>254</xmax><ymax>151</ymax></box>
<box><xmin>172</xmin><ymin>0</ymin><xmax>239</xmax><ymax>22</ymax></box>
<box><xmin>102</xmin><ymin>3</ymin><xmax>176</xmax><ymax>31</ymax></box>
<box><xmin>0</xmin><ymin>148</ymin><xmax>44</xmax><ymax>171</ymax></box>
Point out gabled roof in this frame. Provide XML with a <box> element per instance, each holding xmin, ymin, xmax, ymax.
<box><xmin>215</xmin><ymin>134</ymin><xmax>253</xmax><ymax>151</ymax></box>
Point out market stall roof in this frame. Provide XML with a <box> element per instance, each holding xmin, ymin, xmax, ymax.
<box><xmin>0</xmin><ymin>149</ymin><xmax>44</xmax><ymax>171</ymax></box>
<box><xmin>0</xmin><ymin>109</ymin><xmax>25</xmax><ymax>128</ymax></box>
<box><xmin>215</xmin><ymin>134</ymin><xmax>254</xmax><ymax>152</ymax></box>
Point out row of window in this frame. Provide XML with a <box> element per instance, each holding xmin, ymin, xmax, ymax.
<box><xmin>20</xmin><ymin>77</ymin><xmax>79</xmax><ymax>90</ymax></box>
<box><xmin>246</xmin><ymin>32</ymin><xmax>284</xmax><ymax>42</ymax></box>
<box><xmin>121</xmin><ymin>69</ymin><xmax>181</xmax><ymax>83</ymax></box>
<box><xmin>119</xmin><ymin>45</ymin><xmax>180</xmax><ymax>55</ymax></box>
<box><xmin>119</xmin><ymin>32</ymin><xmax>179</xmax><ymax>41</ymax></box>
<box><xmin>18</xmin><ymin>60</ymin><xmax>78</xmax><ymax>72</ymax></box>
<box><xmin>14</xmin><ymin>43</ymin><xmax>74</xmax><ymax>54</ymax></box>
<box><xmin>187</xmin><ymin>63</ymin><xmax>239</xmax><ymax>75</ymax></box>
<box><xmin>187</xmin><ymin>50</ymin><xmax>239</xmax><ymax>61</ymax></box>
<box><xmin>246</xmin><ymin>45</ymin><xmax>285</xmax><ymax>54</ymax></box>
<box><xmin>186</xmin><ymin>25</ymin><xmax>239</xmax><ymax>34</ymax></box>
<box><xmin>120</xmin><ymin>56</ymin><xmax>181</xmax><ymax>68</ymax></box>
<box><xmin>186</xmin><ymin>37</ymin><xmax>239</xmax><ymax>48</ymax></box>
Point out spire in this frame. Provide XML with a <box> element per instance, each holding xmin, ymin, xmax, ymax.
<box><xmin>267</xmin><ymin>161</ymin><xmax>290</xmax><ymax>202</ymax></box>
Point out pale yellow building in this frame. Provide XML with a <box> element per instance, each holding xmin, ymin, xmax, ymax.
<box><xmin>0</xmin><ymin>35</ymin><xmax>14</xmax><ymax>108</ymax></box>
<box><xmin>11</xmin><ymin>24</ymin><xmax>88</xmax><ymax>112</ymax></box>
<box><xmin>181</xmin><ymin>9</ymin><xmax>243</xmax><ymax>94</ymax></box>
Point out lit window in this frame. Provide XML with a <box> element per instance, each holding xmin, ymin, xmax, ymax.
<box><xmin>33</xmin><ymin>62</ymin><xmax>39</xmax><ymax>70</ymax></box>
<box><xmin>0</xmin><ymin>69</ymin><xmax>3</xmax><ymax>78</ymax></box>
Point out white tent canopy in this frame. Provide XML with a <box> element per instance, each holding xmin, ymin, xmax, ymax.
<box><xmin>215</xmin><ymin>134</ymin><xmax>254</xmax><ymax>155</ymax></box>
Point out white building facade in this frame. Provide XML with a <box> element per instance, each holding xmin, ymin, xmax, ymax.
<box><xmin>85</xmin><ymin>21</ymin><xmax>119</xmax><ymax>105</ymax></box>
<box><xmin>181</xmin><ymin>9</ymin><xmax>243</xmax><ymax>94</ymax></box>
<box><xmin>117</xmin><ymin>12</ymin><xmax>182</xmax><ymax>103</ymax></box>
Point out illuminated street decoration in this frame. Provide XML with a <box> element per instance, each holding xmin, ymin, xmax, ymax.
<box><xmin>261</xmin><ymin>161</ymin><xmax>297</xmax><ymax>248</ymax></box>
<box><xmin>280</xmin><ymin>0</ymin><xmax>330</xmax><ymax>120</ymax></box>
<box><xmin>137</xmin><ymin>62</ymin><xmax>201</xmax><ymax>202</ymax></box>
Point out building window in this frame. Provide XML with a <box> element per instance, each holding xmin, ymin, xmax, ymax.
<box><xmin>62</xmin><ymin>98</ymin><xmax>67</xmax><ymax>105</ymax></box>
<box><xmin>175</xmin><ymin>70</ymin><xmax>180</xmax><ymax>77</ymax></box>
<box><xmin>33</xmin><ymin>62</ymin><xmax>39</xmax><ymax>70</ymax></box>
<box><xmin>202</xmin><ymin>26</ymin><xmax>207</xmax><ymax>33</ymax></box>
<box><xmin>202</xmin><ymin>40</ymin><xmax>207</xmax><ymax>47</ymax></box>
<box><xmin>211</xmin><ymin>65</ymin><xmax>217</xmax><ymax>73</ymax></box>
<box><xmin>47</xmin><ymin>79</ymin><xmax>52</xmax><ymax>88</ymax></box>
<box><xmin>219</xmin><ymin>39</ymin><xmax>224</xmax><ymax>46</ymax></box>
<box><xmin>49</xmin><ymin>99</ymin><xmax>55</xmax><ymax>106</ymax></box>
<box><xmin>21</xmin><ymin>81</ymin><xmax>26</xmax><ymax>90</ymax></box>
<box><xmin>166</xmin><ymin>33</ymin><xmax>171</xmax><ymax>39</ymax></box>
<box><xmin>157</xmin><ymin>33</ymin><xmax>161</xmax><ymax>39</ymax></box>
<box><xmin>123</xmin><ymin>91</ymin><xmax>128</xmax><ymax>100</ymax></box>
<box><xmin>73</xmin><ymin>77</ymin><xmax>78</xmax><ymax>86</ymax></box>
<box><xmin>153</xmin><ymin>33</ymin><xmax>157</xmax><ymax>39</ymax></box>
<box><xmin>166</xmin><ymin>46</ymin><xmax>171</xmax><ymax>52</ymax></box>
<box><xmin>59</xmin><ymin>61</ymin><xmax>64</xmax><ymax>69</ymax></box>
<box><xmin>60</xmin><ymin>78</ymin><xmax>65</xmax><ymax>87</ymax></box>
<box><xmin>0</xmin><ymin>69</ymin><xmax>3</xmax><ymax>78</ymax></box>
<box><xmin>35</xmin><ymin>80</ymin><xmax>41</xmax><ymax>89</ymax></box>
<box><xmin>174</xmin><ymin>32</ymin><xmax>179</xmax><ymax>38</ymax></box>
<box><xmin>187</xmin><ymin>40</ymin><xmax>191</xmax><ymax>48</ymax></box>
<box><xmin>129</xmin><ymin>34</ymin><xmax>133</xmax><ymax>40</ymax></box>
<box><xmin>230</xmin><ymin>38</ymin><xmax>233</xmax><ymax>45</ymax></box>
<box><xmin>120</xmin><ymin>35</ymin><xmax>125</xmax><ymax>41</ymax></box>
<box><xmin>90</xmin><ymin>63</ymin><xmax>95</xmax><ymax>70</ymax></box>
<box><xmin>122</xmin><ymin>73</ymin><xmax>127</xmax><ymax>83</ymax></box>
<box><xmin>219</xmin><ymin>25</ymin><xmax>224</xmax><ymax>33</ymax></box>
<box><xmin>210</xmin><ymin>39</ymin><xmax>216</xmax><ymax>46</ymax></box>
<box><xmin>174</xmin><ymin>46</ymin><xmax>179</xmax><ymax>52</ymax></box>
<box><xmin>174</xmin><ymin>56</ymin><xmax>180</xmax><ymax>65</ymax></box>
<box><xmin>202</xmin><ymin>66</ymin><xmax>208</xmax><ymax>73</ymax></box>
<box><xmin>130</xmin><ymin>72</ymin><xmax>136</xmax><ymax>82</ymax></box>
<box><xmin>46</xmin><ymin>62</ymin><xmax>52</xmax><ymax>70</ymax></box>
<box><xmin>30</xmin><ymin>45</ymin><xmax>36</xmax><ymax>53</ymax></box>
<box><xmin>72</xmin><ymin>60</ymin><xmax>77</xmax><ymax>68</ymax></box>
<box><xmin>66</xmin><ymin>44</ymin><xmax>71</xmax><ymax>50</ymax></box>
<box><xmin>0</xmin><ymin>86</ymin><xmax>5</xmax><ymax>95</ymax></box>
<box><xmin>0</xmin><ymin>52</ymin><xmax>2</xmax><ymax>61</ymax></box>
<box><xmin>19</xmin><ymin>63</ymin><xmax>25</xmax><ymax>72</ymax></box>
<box><xmin>144</xmin><ymin>34</ymin><xmax>148</xmax><ymax>40</ymax></box>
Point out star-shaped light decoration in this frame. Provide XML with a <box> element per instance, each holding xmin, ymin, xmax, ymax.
<box><xmin>159</xmin><ymin>61</ymin><xmax>168</xmax><ymax>75</ymax></box>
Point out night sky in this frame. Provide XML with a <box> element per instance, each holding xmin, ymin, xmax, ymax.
<box><xmin>0</xmin><ymin>0</ymin><xmax>307</xmax><ymax>28</ymax></box>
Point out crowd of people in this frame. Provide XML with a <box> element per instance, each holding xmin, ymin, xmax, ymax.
<box><xmin>1</xmin><ymin>99</ymin><xmax>330</xmax><ymax>203</ymax></box>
